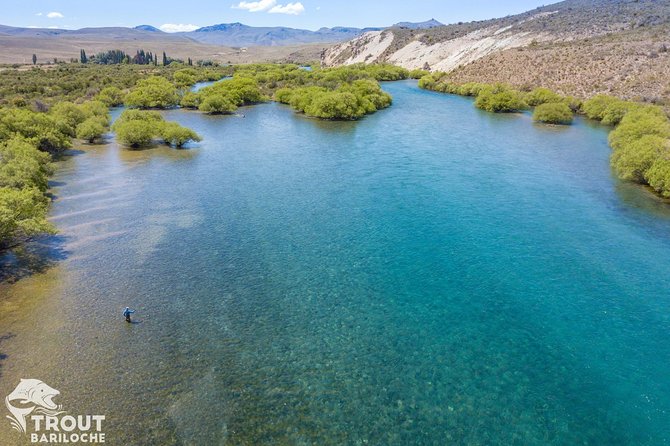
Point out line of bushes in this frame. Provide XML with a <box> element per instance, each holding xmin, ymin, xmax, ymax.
<box><xmin>418</xmin><ymin>73</ymin><xmax>670</xmax><ymax>197</ymax></box>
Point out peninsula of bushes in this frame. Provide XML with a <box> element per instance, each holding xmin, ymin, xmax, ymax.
<box><xmin>418</xmin><ymin>73</ymin><xmax>670</xmax><ymax>198</ymax></box>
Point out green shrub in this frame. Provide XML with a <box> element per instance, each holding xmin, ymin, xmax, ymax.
<box><xmin>611</xmin><ymin>135</ymin><xmax>666</xmax><ymax>182</ymax></box>
<box><xmin>180</xmin><ymin>92</ymin><xmax>201</xmax><ymax>109</ymax></box>
<box><xmin>608</xmin><ymin>107</ymin><xmax>670</xmax><ymax>151</ymax></box>
<box><xmin>645</xmin><ymin>156</ymin><xmax>670</xmax><ymax>197</ymax></box>
<box><xmin>173</xmin><ymin>69</ymin><xmax>197</xmax><ymax>89</ymax></box>
<box><xmin>124</xmin><ymin>76</ymin><xmax>179</xmax><ymax>108</ymax></box>
<box><xmin>198</xmin><ymin>94</ymin><xmax>238</xmax><ymax>114</ymax></box>
<box><xmin>582</xmin><ymin>95</ymin><xmax>619</xmax><ymax>120</ymax></box>
<box><xmin>76</xmin><ymin>117</ymin><xmax>108</xmax><ymax>142</ymax></box>
<box><xmin>112</xmin><ymin>120</ymin><xmax>156</xmax><ymax>147</ymax></box>
<box><xmin>0</xmin><ymin>138</ymin><xmax>52</xmax><ymax>191</ymax></box>
<box><xmin>475</xmin><ymin>86</ymin><xmax>528</xmax><ymax>113</ymax></box>
<box><xmin>0</xmin><ymin>186</ymin><xmax>55</xmax><ymax>243</ymax></box>
<box><xmin>409</xmin><ymin>69</ymin><xmax>429</xmax><ymax>79</ymax></box>
<box><xmin>95</xmin><ymin>86</ymin><xmax>125</xmax><ymax>107</ymax></box>
<box><xmin>112</xmin><ymin>109</ymin><xmax>201</xmax><ymax>148</ymax></box>
<box><xmin>0</xmin><ymin>108</ymin><xmax>71</xmax><ymax>152</ymax></box>
<box><xmin>160</xmin><ymin>122</ymin><xmax>201</xmax><ymax>147</ymax></box>
<box><xmin>533</xmin><ymin>102</ymin><xmax>574</xmax><ymax>125</ymax></box>
<box><xmin>526</xmin><ymin>87</ymin><xmax>562</xmax><ymax>106</ymax></box>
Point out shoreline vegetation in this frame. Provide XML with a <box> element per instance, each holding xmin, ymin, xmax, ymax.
<box><xmin>418</xmin><ymin>73</ymin><xmax>670</xmax><ymax>198</ymax></box>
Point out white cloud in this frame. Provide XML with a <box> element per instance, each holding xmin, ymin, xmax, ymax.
<box><xmin>46</xmin><ymin>12</ymin><xmax>64</xmax><ymax>19</ymax></box>
<box><xmin>36</xmin><ymin>13</ymin><xmax>43</xmax><ymax>16</ymax></box>
<box><xmin>159</xmin><ymin>23</ymin><xmax>200</xmax><ymax>33</ymax></box>
<box><xmin>233</xmin><ymin>0</ymin><xmax>276</xmax><ymax>12</ymax></box>
<box><xmin>232</xmin><ymin>0</ymin><xmax>304</xmax><ymax>15</ymax></box>
<box><xmin>269</xmin><ymin>2</ymin><xmax>304</xmax><ymax>15</ymax></box>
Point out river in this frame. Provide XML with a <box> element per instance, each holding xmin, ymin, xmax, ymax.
<box><xmin>1</xmin><ymin>80</ymin><xmax>669</xmax><ymax>445</ymax></box>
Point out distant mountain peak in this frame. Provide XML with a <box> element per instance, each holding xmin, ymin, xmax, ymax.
<box><xmin>195</xmin><ymin>23</ymin><xmax>248</xmax><ymax>33</ymax></box>
<box><xmin>393</xmin><ymin>19</ymin><xmax>444</xmax><ymax>29</ymax></box>
<box><xmin>134</xmin><ymin>25</ymin><xmax>162</xmax><ymax>32</ymax></box>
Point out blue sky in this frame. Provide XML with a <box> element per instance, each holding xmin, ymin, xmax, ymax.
<box><xmin>5</xmin><ymin>1</ymin><xmax>554</xmax><ymax>31</ymax></box>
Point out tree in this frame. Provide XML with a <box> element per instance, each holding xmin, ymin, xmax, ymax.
<box><xmin>112</xmin><ymin>109</ymin><xmax>201</xmax><ymax>148</ymax></box>
<box><xmin>611</xmin><ymin>135</ymin><xmax>665</xmax><ymax>182</ymax></box>
<box><xmin>76</xmin><ymin>117</ymin><xmax>107</xmax><ymax>143</ymax></box>
<box><xmin>180</xmin><ymin>92</ymin><xmax>201</xmax><ymax>109</ymax></box>
<box><xmin>645</xmin><ymin>155</ymin><xmax>670</xmax><ymax>198</ymax></box>
<box><xmin>475</xmin><ymin>86</ymin><xmax>528</xmax><ymax>113</ymax></box>
<box><xmin>163</xmin><ymin>52</ymin><xmax>168</xmax><ymax>66</ymax></box>
<box><xmin>525</xmin><ymin>87</ymin><xmax>562</xmax><ymax>106</ymax></box>
<box><xmin>0</xmin><ymin>108</ymin><xmax>71</xmax><ymax>152</ymax></box>
<box><xmin>533</xmin><ymin>102</ymin><xmax>573</xmax><ymax>125</ymax></box>
<box><xmin>582</xmin><ymin>95</ymin><xmax>619</xmax><ymax>120</ymax></box>
<box><xmin>0</xmin><ymin>138</ymin><xmax>53</xmax><ymax>191</ymax></box>
<box><xmin>112</xmin><ymin>120</ymin><xmax>156</xmax><ymax>148</ymax></box>
<box><xmin>95</xmin><ymin>86</ymin><xmax>125</xmax><ymax>106</ymax></box>
<box><xmin>49</xmin><ymin>101</ymin><xmax>88</xmax><ymax>137</ymax></box>
<box><xmin>160</xmin><ymin>122</ymin><xmax>201</xmax><ymax>147</ymax></box>
<box><xmin>173</xmin><ymin>69</ymin><xmax>197</xmax><ymax>89</ymax></box>
<box><xmin>198</xmin><ymin>94</ymin><xmax>238</xmax><ymax>114</ymax></box>
<box><xmin>80</xmin><ymin>49</ymin><xmax>88</xmax><ymax>64</ymax></box>
<box><xmin>0</xmin><ymin>187</ymin><xmax>55</xmax><ymax>245</ymax></box>
<box><xmin>124</xmin><ymin>76</ymin><xmax>179</xmax><ymax>108</ymax></box>
<box><xmin>32</xmin><ymin>54</ymin><xmax>37</xmax><ymax>65</ymax></box>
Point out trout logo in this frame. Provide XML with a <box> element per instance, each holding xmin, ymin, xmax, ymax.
<box><xmin>5</xmin><ymin>379</ymin><xmax>106</xmax><ymax>443</ymax></box>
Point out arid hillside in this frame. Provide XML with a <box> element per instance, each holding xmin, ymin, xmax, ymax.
<box><xmin>322</xmin><ymin>0</ymin><xmax>670</xmax><ymax>102</ymax></box>
<box><xmin>0</xmin><ymin>25</ymin><xmax>326</xmax><ymax>65</ymax></box>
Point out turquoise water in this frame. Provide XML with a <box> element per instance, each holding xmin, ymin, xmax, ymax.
<box><xmin>1</xmin><ymin>80</ymin><xmax>670</xmax><ymax>445</ymax></box>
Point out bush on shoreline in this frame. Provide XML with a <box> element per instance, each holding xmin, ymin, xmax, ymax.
<box><xmin>112</xmin><ymin>110</ymin><xmax>201</xmax><ymax>148</ymax></box>
<box><xmin>533</xmin><ymin>102</ymin><xmax>574</xmax><ymax>125</ymax></box>
<box><xmin>475</xmin><ymin>84</ymin><xmax>528</xmax><ymax>113</ymax></box>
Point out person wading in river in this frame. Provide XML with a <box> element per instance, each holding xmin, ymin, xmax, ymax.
<box><xmin>123</xmin><ymin>307</ymin><xmax>135</xmax><ymax>323</ymax></box>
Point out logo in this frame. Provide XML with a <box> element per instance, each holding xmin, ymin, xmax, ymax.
<box><xmin>5</xmin><ymin>379</ymin><xmax>105</xmax><ymax>443</ymax></box>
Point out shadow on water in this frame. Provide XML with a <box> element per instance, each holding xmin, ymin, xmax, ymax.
<box><xmin>0</xmin><ymin>235</ymin><xmax>69</xmax><ymax>285</ymax></box>
<box><xmin>614</xmin><ymin>180</ymin><xmax>670</xmax><ymax>220</ymax></box>
<box><xmin>52</xmin><ymin>149</ymin><xmax>86</xmax><ymax>161</ymax></box>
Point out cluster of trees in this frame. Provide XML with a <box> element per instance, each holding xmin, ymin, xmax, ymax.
<box><xmin>83</xmin><ymin>49</ymin><xmax>170</xmax><ymax>65</ymax></box>
<box><xmin>125</xmin><ymin>76</ymin><xmax>180</xmax><ymax>108</ymax></box>
<box><xmin>0</xmin><ymin>97</ymin><xmax>113</xmax><ymax>245</ymax></box>
<box><xmin>533</xmin><ymin>102</ymin><xmax>574</xmax><ymax>125</ymax></box>
<box><xmin>0</xmin><ymin>138</ymin><xmax>55</xmax><ymax>246</ymax></box>
<box><xmin>588</xmin><ymin>99</ymin><xmax>670</xmax><ymax>196</ymax></box>
<box><xmin>181</xmin><ymin>78</ymin><xmax>264</xmax><ymax>114</ymax></box>
<box><xmin>0</xmin><ymin>64</ymin><xmax>233</xmax><ymax>108</ymax></box>
<box><xmin>220</xmin><ymin>63</ymin><xmax>404</xmax><ymax>120</ymax></box>
<box><xmin>474</xmin><ymin>84</ymin><xmax>528</xmax><ymax>113</ymax></box>
<box><xmin>275</xmin><ymin>80</ymin><xmax>392</xmax><ymax>120</ymax></box>
<box><xmin>418</xmin><ymin>73</ymin><xmax>670</xmax><ymax>197</ymax></box>
<box><xmin>111</xmin><ymin>110</ymin><xmax>201</xmax><ymax>148</ymax></box>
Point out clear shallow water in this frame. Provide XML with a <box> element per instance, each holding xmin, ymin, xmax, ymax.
<box><xmin>1</xmin><ymin>80</ymin><xmax>670</xmax><ymax>445</ymax></box>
